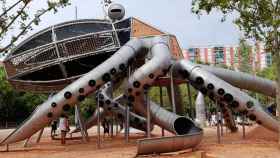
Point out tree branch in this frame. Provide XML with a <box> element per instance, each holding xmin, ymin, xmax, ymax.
<box><xmin>0</xmin><ymin>0</ymin><xmax>22</xmax><ymax>18</ymax></box>
<box><xmin>0</xmin><ymin>8</ymin><xmax>49</xmax><ymax>52</ymax></box>
<box><xmin>0</xmin><ymin>1</ymin><xmax>29</xmax><ymax>35</ymax></box>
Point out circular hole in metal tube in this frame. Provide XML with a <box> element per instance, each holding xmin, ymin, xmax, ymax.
<box><xmin>88</xmin><ymin>80</ymin><xmax>96</xmax><ymax>87</ymax></box>
<box><xmin>249</xmin><ymin>114</ymin><xmax>256</xmax><ymax>121</ymax></box>
<box><xmin>246</xmin><ymin>101</ymin><xmax>255</xmax><ymax>109</ymax></box>
<box><xmin>105</xmin><ymin>100</ymin><xmax>111</xmax><ymax>105</ymax></box>
<box><xmin>133</xmin><ymin>81</ymin><xmax>141</xmax><ymax>88</ymax></box>
<box><xmin>224</xmin><ymin>93</ymin><xmax>233</xmax><ymax>103</ymax></box>
<box><xmin>119</xmin><ymin>63</ymin><xmax>126</xmax><ymax>71</ymax></box>
<box><xmin>102</xmin><ymin>73</ymin><xmax>111</xmax><ymax>82</ymax></box>
<box><xmin>47</xmin><ymin>112</ymin><xmax>53</xmax><ymax>118</ymax></box>
<box><xmin>231</xmin><ymin>100</ymin><xmax>240</xmax><ymax>108</ymax></box>
<box><xmin>148</xmin><ymin>73</ymin><xmax>154</xmax><ymax>79</ymax></box>
<box><xmin>110</xmin><ymin>68</ymin><xmax>117</xmax><ymax>75</ymax></box>
<box><xmin>217</xmin><ymin>88</ymin><xmax>225</xmax><ymax>95</ymax></box>
<box><xmin>207</xmin><ymin>83</ymin><xmax>215</xmax><ymax>90</ymax></box>
<box><xmin>63</xmin><ymin>104</ymin><xmax>71</xmax><ymax>111</ymax></box>
<box><xmin>200</xmin><ymin>87</ymin><xmax>208</xmax><ymax>95</ymax></box>
<box><xmin>79</xmin><ymin>88</ymin><xmax>85</xmax><ymax>93</ymax></box>
<box><xmin>78</xmin><ymin>95</ymin><xmax>85</xmax><ymax>102</ymax></box>
<box><xmin>64</xmin><ymin>91</ymin><xmax>72</xmax><ymax>99</ymax></box>
<box><xmin>51</xmin><ymin>102</ymin><xmax>57</xmax><ymax>108</ymax></box>
<box><xmin>195</xmin><ymin>77</ymin><xmax>204</xmax><ymax>85</ymax></box>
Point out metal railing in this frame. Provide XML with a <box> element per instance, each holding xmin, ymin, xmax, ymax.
<box><xmin>5</xmin><ymin>30</ymin><xmax>120</xmax><ymax>78</ymax></box>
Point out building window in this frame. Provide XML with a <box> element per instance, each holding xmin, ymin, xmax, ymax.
<box><xmin>266</xmin><ymin>53</ymin><xmax>272</xmax><ymax>66</ymax></box>
<box><xmin>214</xmin><ymin>47</ymin><xmax>224</xmax><ymax>64</ymax></box>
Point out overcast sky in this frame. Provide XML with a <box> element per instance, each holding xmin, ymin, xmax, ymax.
<box><xmin>3</xmin><ymin>0</ymin><xmax>242</xmax><ymax>49</ymax></box>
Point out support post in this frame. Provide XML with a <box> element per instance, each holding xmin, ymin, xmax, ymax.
<box><xmin>220</xmin><ymin>112</ymin><xmax>224</xmax><ymax>136</ymax></box>
<box><xmin>145</xmin><ymin>90</ymin><xmax>151</xmax><ymax>138</ymax></box>
<box><xmin>125</xmin><ymin>65</ymin><xmax>131</xmax><ymax>143</ymax></box>
<box><xmin>97</xmin><ymin>91</ymin><xmax>101</xmax><ymax>149</ymax></box>
<box><xmin>216</xmin><ymin>100</ymin><xmax>221</xmax><ymax>144</ymax></box>
<box><xmin>116</xmin><ymin>116</ymin><xmax>119</xmax><ymax>135</ymax></box>
<box><xmin>170</xmin><ymin>66</ymin><xmax>176</xmax><ymax>113</ymax></box>
<box><xmin>110</xmin><ymin>117</ymin><xmax>114</xmax><ymax>138</ymax></box>
<box><xmin>125</xmin><ymin>105</ymin><xmax>130</xmax><ymax>143</ymax></box>
<box><xmin>75</xmin><ymin>105</ymin><xmax>89</xmax><ymax>143</ymax></box>
<box><xmin>23</xmin><ymin>137</ymin><xmax>30</xmax><ymax>147</ymax></box>
<box><xmin>187</xmin><ymin>83</ymin><xmax>193</xmax><ymax>119</ymax></box>
<box><xmin>159</xmin><ymin>86</ymin><xmax>165</xmax><ymax>137</ymax></box>
<box><xmin>242</xmin><ymin>114</ymin><xmax>246</xmax><ymax>139</ymax></box>
<box><xmin>36</xmin><ymin>128</ymin><xmax>44</xmax><ymax>143</ymax></box>
<box><xmin>6</xmin><ymin>144</ymin><xmax>9</xmax><ymax>152</ymax></box>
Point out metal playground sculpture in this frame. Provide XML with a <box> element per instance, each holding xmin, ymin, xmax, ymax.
<box><xmin>0</xmin><ymin>2</ymin><xmax>278</xmax><ymax>155</ymax></box>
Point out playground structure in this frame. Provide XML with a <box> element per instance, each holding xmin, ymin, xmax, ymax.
<box><xmin>0</xmin><ymin>2</ymin><xmax>278</xmax><ymax>155</ymax></box>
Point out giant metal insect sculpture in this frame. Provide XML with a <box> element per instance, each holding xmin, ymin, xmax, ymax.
<box><xmin>0</xmin><ymin>3</ymin><xmax>278</xmax><ymax>154</ymax></box>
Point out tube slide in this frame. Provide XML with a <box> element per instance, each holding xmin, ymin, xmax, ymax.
<box><xmin>199</xmin><ymin>65</ymin><xmax>276</xmax><ymax>97</ymax></box>
<box><xmin>0</xmin><ymin>37</ymin><xmax>147</xmax><ymax>145</ymax></box>
<box><xmin>124</xmin><ymin>36</ymin><xmax>202</xmax><ymax>139</ymax></box>
<box><xmin>174</xmin><ymin>60</ymin><xmax>279</xmax><ymax>132</ymax></box>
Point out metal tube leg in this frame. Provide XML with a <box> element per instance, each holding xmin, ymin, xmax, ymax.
<box><xmin>23</xmin><ymin>137</ymin><xmax>31</xmax><ymax>148</ymax></box>
<box><xmin>6</xmin><ymin>144</ymin><xmax>9</xmax><ymax>152</ymax></box>
<box><xmin>170</xmin><ymin>66</ymin><xmax>176</xmax><ymax>113</ymax></box>
<box><xmin>242</xmin><ymin>114</ymin><xmax>246</xmax><ymax>139</ymax></box>
<box><xmin>125</xmin><ymin>105</ymin><xmax>130</xmax><ymax>143</ymax></box>
<box><xmin>146</xmin><ymin>90</ymin><xmax>151</xmax><ymax>138</ymax></box>
<box><xmin>97</xmin><ymin>92</ymin><xmax>101</xmax><ymax>149</ymax></box>
<box><xmin>159</xmin><ymin>86</ymin><xmax>165</xmax><ymax>137</ymax></box>
<box><xmin>36</xmin><ymin>128</ymin><xmax>44</xmax><ymax>143</ymax></box>
<box><xmin>216</xmin><ymin>101</ymin><xmax>221</xmax><ymax>143</ymax></box>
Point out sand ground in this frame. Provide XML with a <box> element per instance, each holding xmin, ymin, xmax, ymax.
<box><xmin>0</xmin><ymin>125</ymin><xmax>279</xmax><ymax>158</ymax></box>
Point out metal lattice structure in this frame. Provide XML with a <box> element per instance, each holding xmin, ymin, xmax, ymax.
<box><xmin>3</xmin><ymin>17</ymin><xmax>183</xmax><ymax>93</ymax></box>
<box><xmin>4</xmin><ymin>19</ymin><xmax>131</xmax><ymax>92</ymax></box>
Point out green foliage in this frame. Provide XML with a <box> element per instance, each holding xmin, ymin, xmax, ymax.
<box><xmin>257</xmin><ymin>62</ymin><xmax>277</xmax><ymax>81</ymax></box>
<box><xmin>191</xmin><ymin>0</ymin><xmax>280</xmax><ymax>110</ymax></box>
<box><xmin>238</xmin><ymin>38</ymin><xmax>253</xmax><ymax>73</ymax></box>
<box><xmin>0</xmin><ymin>67</ymin><xmax>47</xmax><ymax>124</ymax></box>
<box><xmin>192</xmin><ymin>0</ymin><xmax>279</xmax><ymax>50</ymax></box>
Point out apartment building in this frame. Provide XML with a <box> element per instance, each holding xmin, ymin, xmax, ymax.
<box><xmin>183</xmin><ymin>43</ymin><xmax>272</xmax><ymax>71</ymax></box>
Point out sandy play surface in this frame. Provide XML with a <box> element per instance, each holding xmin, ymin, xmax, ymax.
<box><xmin>0</xmin><ymin>125</ymin><xmax>279</xmax><ymax>158</ymax></box>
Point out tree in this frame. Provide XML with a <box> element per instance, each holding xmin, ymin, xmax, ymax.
<box><xmin>238</xmin><ymin>38</ymin><xmax>253</xmax><ymax>73</ymax></box>
<box><xmin>191</xmin><ymin>0</ymin><xmax>280</xmax><ymax>142</ymax></box>
<box><xmin>0</xmin><ymin>0</ymin><xmax>70</xmax><ymax>53</ymax></box>
<box><xmin>0</xmin><ymin>67</ymin><xmax>48</xmax><ymax>126</ymax></box>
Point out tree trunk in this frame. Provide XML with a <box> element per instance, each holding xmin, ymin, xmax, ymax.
<box><xmin>276</xmin><ymin>52</ymin><xmax>280</xmax><ymax>145</ymax></box>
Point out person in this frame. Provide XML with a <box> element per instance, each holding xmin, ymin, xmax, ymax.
<box><xmin>211</xmin><ymin>113</ymin><xmax>217</xmax><ymax>126</ymax></box>
<box><xmin>51</xmin><ymin>120</ymin><xmax>58</xmax><ymax>138</ymax></box>
<box><xmin>102</xmin><ymin>118</ymin><xmax>110</xmax><ymax>137</ymax></box>
<box><xmin>59</xmin><ymin>114</ymin><xmax>70</xmax><ymax>145</ymax></box>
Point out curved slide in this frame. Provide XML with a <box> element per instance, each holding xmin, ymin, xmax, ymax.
<box><xmin>174</xmin><ymin>60</ymin><xmax>279</xmax><ymax>132</ymax></box>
